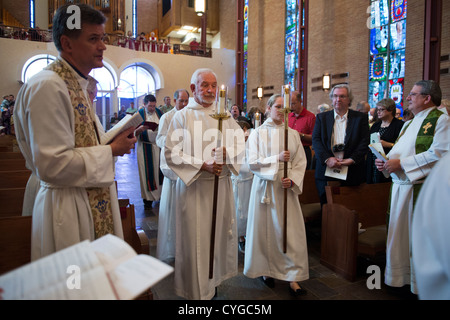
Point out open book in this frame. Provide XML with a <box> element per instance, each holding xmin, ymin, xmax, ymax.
<box><xmin>0</xmin><ymin>234</ymin><xmax>173</xmax><ymax>300</ymax></box>
<box><xmin>101</xmin><ymin>112</ymin><xmax>145</xmax><ymax>145</ymax></box>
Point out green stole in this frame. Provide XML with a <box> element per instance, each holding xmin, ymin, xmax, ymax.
<box><xmin>138</xmin><ymin>108</ymin><xmax>164</xmax><ymax>191</ymax></box>
<box><xmin>45</xmin><ymin>59</ymin><xmax>114</xmax><ymax>239</ymax></box>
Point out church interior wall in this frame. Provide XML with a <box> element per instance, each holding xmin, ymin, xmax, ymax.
<box><xmin>0</xmin><ymin>37</ymin><xmax>236</xmax><ymax>110</ymax></box>
<box><xmin>1</xmin><ymin>0</ymin><xmax>450</xmax><ymax>113</ymax></box>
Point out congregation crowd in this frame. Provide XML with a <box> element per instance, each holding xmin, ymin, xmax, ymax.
<box><xmin>4</xmin><ymin>4</ymin><xmax>450</xmax><ymax>301</ymax></box>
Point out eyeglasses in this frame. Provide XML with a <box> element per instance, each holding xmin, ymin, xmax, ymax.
<box><xmin>408</xmin><ymin>92</ymin><xmax>428</xmax><ymax>98</ymax></box>
<box><xmin>376</xmin><ymin>108</ymin><xmax>386</xmax><ymax>112</ymax></box>
<box><xmin>332</xmin><ymin>94</ymin><xmax>348</xmax><ymax>100</ymax></box>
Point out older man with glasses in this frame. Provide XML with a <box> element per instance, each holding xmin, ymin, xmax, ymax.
<box><xmin>312</xmin><ymin>84</ymin><xmax>370</xmax><ymax>206</ymax></box>
<box><xmin>375</xmin><ymin>80</ymin><xmax>450</xmax><ymax>296</ymax></box>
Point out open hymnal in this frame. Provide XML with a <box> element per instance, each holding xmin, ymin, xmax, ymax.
<box><xmin>101</xmin><ymin>112</ymin><xmax>145</xmax><ymax>145</ymax></box>
<box><xmin>0</xmin><ymin>234</ymin><xmax>173</xmax><ymax>300</ymax></box>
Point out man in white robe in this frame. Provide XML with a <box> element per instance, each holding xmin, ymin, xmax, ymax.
<box><xmin>155</xmin><ymin>89</ymin><xmax>189</xmax><ymax>262</ymax></box>
<box><xmin>376</xmin><ymin>80</ymin><xmax>450</xmax><ymax>294</ymax></box>
<box><xmin>412</xmin><ymin>151</ymin><xmax>450</xmax><ymax>300</ymax></box>
<box><xmin>164</xmin><ymin>68</ymin><xmax>245</xmax><ymax>300</ymax></box>
<box><xmin>14</xmin><ymin>4</ymin><xmax>136</xmax><ymax>260</ymax></box>
<box><xmin>231</xmin><ymin>121</ymin><xmax>253</xmax><ymax>252</ymax></box>
<box><xmin>243</xmin><ymin>94</ymin><xmax>309</xmax><ymax>295</ymax></box>
<box><xmin>135</xmin><ymin>94</ymin><xmax>163</xmax><ymax>208</ymax></box>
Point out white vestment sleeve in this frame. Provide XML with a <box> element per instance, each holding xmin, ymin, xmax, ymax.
<box><xmin>400</xmin><ymin>115</ymin><xmax>450</xmax><ymax>182</ymax></box>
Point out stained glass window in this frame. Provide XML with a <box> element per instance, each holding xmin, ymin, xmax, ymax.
<box><xmin>284</xmin><ymin>0</ymin><xmax>299</xmax><ymax>87</ymax></box>
<box><xmin>243</xmin><ymin>0</ymin><xmax>249</xmax><ymax>110</ymax></box>
<box><xmin>368</xmin><ymin>0</ymin><xmax>407</xmax><ymax>114</ymax></box>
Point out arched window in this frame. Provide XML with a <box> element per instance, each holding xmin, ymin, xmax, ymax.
<box><xmin>89</xmin><ymin>63</ymin><xmax>117</xmax><ymax>96</ymax></box>
<box><xmin>118</xmin><ymin>63</ymin><xmax>157</xmax><ymax>100</ymax></box>
<box><xmin>21</xmin><ymin>54</ymin><xmax>56</xmax><ymax>83</ymax></box>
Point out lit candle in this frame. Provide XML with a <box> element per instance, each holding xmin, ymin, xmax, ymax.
<box><xmin>283</xmin><ymin>85</ymin><xmax>290</xmax><ymax>109</ymax></box>
<box><xmin>218</xmin><ymin>85</ymin><xmax>227</xmax><ymax>114</ymax></box>
<box><xmin>255</xmin><ymin>112</ymin><xmax>260</xmax><ymax>129</ymax></box>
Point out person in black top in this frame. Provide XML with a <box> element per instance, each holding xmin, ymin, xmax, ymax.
<box><xmin>366</xmin><ymin>98</ymin><xmax>405</xmax><ymax>184</ymax></box>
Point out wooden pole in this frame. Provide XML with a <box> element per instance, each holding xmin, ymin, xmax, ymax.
<box><xmin>282</xmin><ymin>85</ymin><xmax>291</xmax><ymax>254</ymax></box>
<box><xmin>209</xmin><ymin>86</ymin><xmax>229</xmax><ymax>279</ymax></box>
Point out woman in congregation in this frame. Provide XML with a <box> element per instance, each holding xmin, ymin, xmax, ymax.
<box><xmin>243</xmin><ymin>94</ymin><xmax>309</xmax><ymax>297</ymax></box>
<box><xmin>366</xmin><ymin>98</ymin><xmax>405</xmax><ymax>184</ymax></box>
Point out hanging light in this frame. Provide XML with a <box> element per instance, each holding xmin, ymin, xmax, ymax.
<box><xmin>195</xmin><ymin>0</ymin><xmax>206</xmax><ymax>16</ymax></box>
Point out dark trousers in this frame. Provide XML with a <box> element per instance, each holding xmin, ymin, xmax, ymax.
<box><xmin>304</xmin><ymin>146</ymin><xmax>312</xmax><ymax>170</ymax></box>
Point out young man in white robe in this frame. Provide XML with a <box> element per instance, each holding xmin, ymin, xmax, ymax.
<box><xmin>135</xmin><ymin>94</ymin><xmax>163</xmax><ymax>208</ymax></box>
<box><xmin>164</xmin><ymin>68</ymin><xmax>245</xmax><ymax>300</ymax></box>
<box><xmin>155</xmin><ymin>89</ymin><xmax>189</xmax><ymax>263</ymax></box>
<box><xmin>243</xmin><ymin>94</ymin><xmax>309</xmax><ymax>296</ymax></box>
<box><xmin>375</xmin><ymin>80</ymin><xmax>450</xmax><ymax>294</ymax></box>
<box><xmin>14</xmin><ymin>4</ymin><xmax>137</xmax><ymax>260</ymax></box>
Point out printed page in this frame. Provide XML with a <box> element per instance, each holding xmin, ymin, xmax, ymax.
<box><xmin>110</xmin><ymin>254</ymin><xmax>174</xmax><ymax>300</ymax></box>
<box><xmin>325</xmin><ymin>165</ymin><xmax>348</xmax><ymax>181</ymax></box>
<box><xmin>101</xmin><ymin>112</ymin><xmax>144</xmax><ymax>145</ymax></box>
<box><xmin>90</xmin><ymin>234</ymin><xmax>137</xmax><ymax>274</ymax></box>
<box><xmin>90</xmin><ymin>235</ymin><xmax>173</xmax><ymax>300</ymax></box>
<box><xmin>0</xmin><ymin>241</ymin><xmax>116</xmax><ymax>300</ymax></box>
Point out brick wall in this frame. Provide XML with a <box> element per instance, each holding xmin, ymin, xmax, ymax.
<box><xmin>308</xmin><ymin>0</ymin><xmax>370</xmax><ymax>112</ymax></box>
<box><xmin>137</xmin><ymin>0</ymin><xmax>158</xmax><ymax>35</ymax></box>
<box><xmin>441</xmin><ymin>0</ymin><xmax>450</xmax><ymax>100</ymax></box>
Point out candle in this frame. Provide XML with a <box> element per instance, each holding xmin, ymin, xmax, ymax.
<box><xmin>283</xmin><ymin>85</ymin><xmax>290</xmax><ymax>109</ymax></box>
<box><xmin>218</xmin><ymin>85</ymin><xmax>227</xmax><ymax>114</ymax></box>
<box><xmin>255</xmin><ymin>112</ymin><xmax>260</xmax><ymax>128</ymax></box>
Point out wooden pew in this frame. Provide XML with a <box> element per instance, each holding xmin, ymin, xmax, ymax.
<box><xmin>0</xmin><ymin>152</ymin><xmax>24</xmax><ymax>160</ymax></box>
<box><xmin>0</xmin><ymin>199</ymin><xmax>153</xmax><ymax>299</ymax></box>
<box><xmin>118</xmin><ymin>199</ymin><xmax>149</xmax><ymax>255</ymax></box>
<box><xmin>298</xmin><ymin>170</ymin><xmax>321</xmax><ymax>223</ymax></box>
<box><xmin>0</xmin><ymin>170</ymin><xmax>31</xmax><ymax>188</ymax></box>
<box><xmin>0</xmin><ymin>135</ymin><xmax>19</xmax><ymax>152</ymax></box>
<box><xmin>0</xmin><ymin>158</ymin><xmax>27</xmax><ymax>171</ymax></box>
<box><xmin>118</xmin><ymin>198</ymin><xmax>152</xmax><ymax>300</ymax></box>
<box><xmin>0</xmin><ymin>187</ymin><xmax>25</xmax><ymax>217</ymax></box>
<box><xmin>0</xmin><ymin>216</ymin><xmax>32</xmax><ymax>275</ymax></box>
<box><xmin>320</xmin><ymin>182</ymin><xmax>391</xmax><ymax>281</ymax></box>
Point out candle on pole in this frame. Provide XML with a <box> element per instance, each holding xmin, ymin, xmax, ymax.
<box><xmin>281</xmin><ymin>85</ymin><xmax>291</xmax><ymax>253</ymax></box>
<box><xmin>254</xmin><ymin>112</ymin><xmax>260</xmax><ymax>129</ymax></box>
<box><xmin>209</xmin><ymin>84</ymin><xmax>230</xmax><ymax>279</ymax></box>
<box><xmin>217</xmin><ymin>85</ymin><xmax>227</xmax><ymax>114</ymax></box>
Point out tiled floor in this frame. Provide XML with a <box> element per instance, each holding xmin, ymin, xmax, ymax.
<box><xmin>115</xmin><ymin>149</ymin><xmax>416</xmax><ymax>301</ymax></box>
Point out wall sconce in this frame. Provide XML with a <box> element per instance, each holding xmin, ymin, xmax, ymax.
<box><xmin>322</xmin><ymin>74</ymin><xmax>331</xmax><ymax>91</ymax></box>
<box><xmin>257</xmin><ymin>86</ymin><xmax>264</xmax><ymax>100</ymax></box>
<box><xmin>117</xmin><ymin>18</ymin><xmax>122</xmax><ymax>29</ymax></box>
<box><xmin>195</xmin><ymin>0</ymin><xmax>206</xmax><ymax>16</ymax></box>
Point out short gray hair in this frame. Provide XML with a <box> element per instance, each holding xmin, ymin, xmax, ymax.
<box><xmin>174</xmin><ymin>89</ymin><xmax>189</xmax><ymax>100</ymax></box>
<box><xmin>190</xmin><ymin>68</ymin><xmax>217</xmax><ymax>86</ymax></box>
<box><xmin>415</xmin><ymin>80</ymin><xmax>442</xmax><ymax>106</ymax></box>
<box><xmin>329</xmin><ymin>84</ymin><xmax>354</xmax><ymax>106</ymax></box>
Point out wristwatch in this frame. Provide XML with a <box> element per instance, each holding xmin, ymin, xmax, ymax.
<box><xmin>301</xmin><ymin>133</ymin><xmax>305</xmax><ymax>138</ymax></box>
